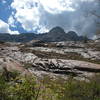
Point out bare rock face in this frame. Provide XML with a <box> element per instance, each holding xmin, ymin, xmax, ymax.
<box><xmin>0</xmin><ymin>57</ymin><xmax>25</xmax><ymax>72</ymax></box>
<box><xmin>0</xmin><ymin>42</ymin><xmax>100</xmax><ymax>79</ymax></box>
<box><xmin>30</xmin><ymin>59</ymin><xmax>100</xmax><ymax>77</ymax></box>
<box><xmin>9</xmin><ymin>52</ymin><xmax>38</xmax><ymax>63</ymax></box>
<box><xmin>0</xmin><ymin>46</ymin><xmax>38</xmax><ymax>63</ymax></box>
<box><xmin>30</xmin><ymin>41</ymin><xmax>100</xmax><ymax>60</ymax></box>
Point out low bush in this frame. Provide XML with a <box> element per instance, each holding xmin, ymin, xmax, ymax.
<box><xmin>0</xmin><ymin>72</ymin><xmax>99</xmax><ymax>100</ymax></box>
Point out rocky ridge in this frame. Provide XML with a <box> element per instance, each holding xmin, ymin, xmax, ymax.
<box><xmin>0</xmin><ymin>27</ymin><xmax>87</xmax><ymax>42</ymax></box>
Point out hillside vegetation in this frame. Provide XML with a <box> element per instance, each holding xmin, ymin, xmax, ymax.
<box><xmin>0</xmin><ymin>70</ymin><xmax>100</xmax><ymax>100</ymax></box>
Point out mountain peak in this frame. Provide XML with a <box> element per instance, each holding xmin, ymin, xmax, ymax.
<box><xmin>49</xmin><ymin>26</ymin><xmax>65</xmax><ymax>34</ymax></box>
<box><xmin>0</xmin><ymin>27</ymin><xmax>88</xmax><ymax>42</ymax></box>
<box><xmin>67</xmin><ymin>31</ymin><xmax>78</xmax><ymax>37</ymax></box>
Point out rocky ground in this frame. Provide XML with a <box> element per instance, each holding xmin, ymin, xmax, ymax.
<box><xmin>0</xmin><ymin>41</ymin><xmax>100</xmax><ymax>80</ymax></box>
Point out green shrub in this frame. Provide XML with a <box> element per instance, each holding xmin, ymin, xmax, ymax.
<box><xmin>0</xmin><ymin>75</ymin><xmax>10</xmax><ymax>100</ymax></box>
<box><xmin>0</xmin><ymin>72</ymin><xmax>99</xmax><ymax>100</ymax></box>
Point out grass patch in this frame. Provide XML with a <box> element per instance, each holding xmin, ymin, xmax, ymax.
<box><xmin>0</xmin><ymin>72</ymin><xmax>100</xmax><ymax>100</ymax></box>
<box><xmin>23</xmin><ymin>63</ymin><xmax>33</xmax><ymax>69</ymax></box>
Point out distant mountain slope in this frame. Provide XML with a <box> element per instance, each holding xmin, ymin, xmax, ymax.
<box><xmin>0</xmin><ymin>33</ymin><xmax>37</xmax><ymax>42</ymax></box>
<box><xmin>39</xmin><ymin>27</ymin><xmax>85</xmax><ymax>42</ymax></box>
<box><xmin>0</xmin><ymin>27</ymin><xmax>87</xmax><ymax>42</ymax></box>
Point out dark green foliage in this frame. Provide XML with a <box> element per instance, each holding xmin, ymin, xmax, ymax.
<box><xmin>23</xmin><ymin>63</ymin><xmax>33</xmax><ymax>69</ymax></box>
<box><xmin>8</xmin><ymin>77</ymin><xmax>36</xmax><ymax>100</ymax></box>
<box><xmin>60</xmin><ymin>77</ymin><xmax>100</xmax><ymax>100</ymax></box>
<box><xmin>0</xmin><ymin>75</ymin><xmax>8</xmax><ymax>100</ymax></box>
<box><xmin>1</xmin><ymin>67</ymin><xmax>20</xmax><ymax>81</ymax></box>
<box><xmin>83</xmin><ymin>35</ymin><xmax>88</xmax><ymax>43</ymax></box>
<box><xmin>0</xmin><ymin>41</ymin><xmax>5</xmax><ymax>44</ymax></box>
<box><xmin>0</xmin><ymin>73</ymin><xmax>100</xmax><ymax>100</ymax></box>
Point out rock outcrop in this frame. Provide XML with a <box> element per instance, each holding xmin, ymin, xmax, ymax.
<box><xmin>0</xmin><ymin>42</ymin><xmax>100</xmax><ymax>79</ymax></box>
<box><xmin>0</xmin><ymin>57</ymin><xmax>25</xmax><ymax>72</ymax></box>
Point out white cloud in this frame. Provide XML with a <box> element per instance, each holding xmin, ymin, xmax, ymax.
<box><xmin>10</xmin><ymin>0</ymin><xmax>100</xmax><ymax>38</ymax></box>
<box><xmin>0</xmin><ymin>19</ymin><xmax>10</xmax><ymax>33</ymax></box>
<box><xmin>11</xmin><ymin>0</ymin><xmax>40</xmax><ymax>32</ymax></box>
<box><xmin>11</xmin><ymin>0</ymin><xmax>76</xmax><ymax>32</ymax></box>
<box><xmin>8</xmin><ymin>16</ymin><xmax>15</xmax><ymax>27</ymax></box>
<box><xmin>0</xmin><ymin>19</ymin><xmax>19</xmax><ymax>34</ymax></box>
<box><xmin>39</xmin><ymin>0</ymin><xmax>75</xmax><ymax>14</ymax></box>
<box><xmin>10</xmin><ymin>31</ymin><xmax>20</xmax><ymax>35</ymax></box>
<box><xmin>15</xmin><ymin>8</ymin><xmax>39</xmax><ymax>31</ymax></box>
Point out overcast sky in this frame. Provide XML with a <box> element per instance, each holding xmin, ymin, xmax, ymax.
<box><xmin>0</xmin><ymin>0</ymin><xmax>100</xmax><ymax>38</ymax></box>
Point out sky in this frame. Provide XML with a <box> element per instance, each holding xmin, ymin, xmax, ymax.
<box><xmin>0</xmin><ymin>0</ymin><xmax>100</xmax><ymax>38</ymax></box>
